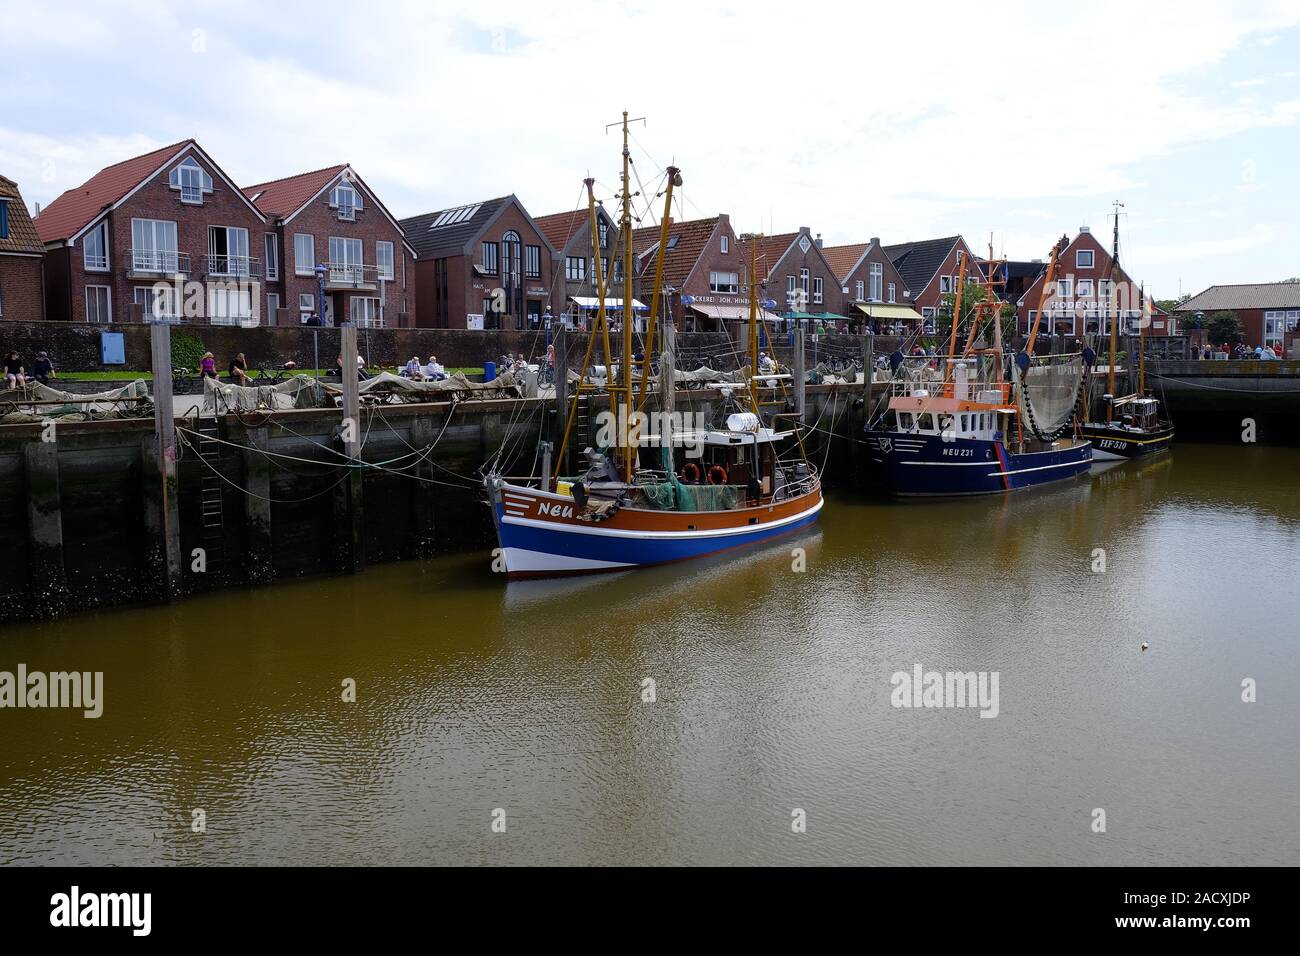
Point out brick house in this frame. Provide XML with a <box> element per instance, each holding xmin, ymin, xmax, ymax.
<box><xmin>36</xmin><ymin>139</ymin><xmax>268</xmax><ymax>325</ymax></box>
<box><xmin>1013</xmin><ymin>228</ymin><xmax>1151</xmax><ymax>338</ymax></box>
<box><xmin>820</xmin><ymin>238</ymin><xmax>922</xmax><ymax>331</ymax></box>
<box><xmin>1175</xmin><ymin>282</ymin><xmax>1299</xmax><ymax>350</ymax></box>
<box><xmin>245</xmin><ymin>165</ymin><xmax>416</xmax><ymax>327</ymax></box>
<box><xmin>626</xmin><ymin>214</ymin><xmax>777</xmax><ymax>334</ymax></box>
<box><xmin>401</xmin><ymin>196</ymin><xmax>562</xmax><ymax>330</ymax></box>
<box><xmin>532</xmin><ymin>205</ymin><xmax>623</xmax><ymax>323</ymax></box>
<box><xmin>883</xmin><ymin>235</ymin><xmax>981</xmax><ymax>322</ymax></box>
<box><xmin>0</xmin><ymin>175</ymin><xmax>45</xmax><ymax>321</ymax></box>
<box><xmin>737</xmin><ymin>227</ymin><xmax>849</xmax><ymax>328</ymax></box>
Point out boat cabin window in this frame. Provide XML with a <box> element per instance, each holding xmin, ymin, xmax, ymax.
<box><xmin>898</xmin><ymin>412</ymin><xmax>915</xmax><ymax>431</ymax></box>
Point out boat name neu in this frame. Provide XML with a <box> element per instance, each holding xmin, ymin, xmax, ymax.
<box><xmin>0</xmin><ymin>665</ymin><xmax>104</xmax><ymax>718</ymax></box>
<box><xmin>890</xmin><ymin>664</ymin><xmax>1000</xmax><ymax>718</ymax></box>
<box><xmin>594</xmin><ymin>410</ymin><xmax>710</xmax><ymax>456</ymax></box>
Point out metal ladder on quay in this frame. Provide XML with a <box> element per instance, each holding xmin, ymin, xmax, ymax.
<box><xmin>194</xmin><ymin>408</ymin><xmax>226</xmax><ymax>576</ymax></box>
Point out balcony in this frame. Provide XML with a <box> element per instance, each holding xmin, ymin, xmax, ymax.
<box><xmin>324</xmin><ymin>261</ymin><xmax>385</xmax><ymax>291</ymax></box>
<box><xmin>204</xmin><ymin>255</ymin><xmax>264</xmax><ymax>280</ymax></box>
<box><xmin>127</xmin><ymin>248</ymin><xmax>191</xmax><ymax>279</ymax></box>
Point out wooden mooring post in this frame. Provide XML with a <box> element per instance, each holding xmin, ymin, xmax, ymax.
<box><xmin>337</xmin><ymin>323</ymin><xmax>365</xmax><ymax>573</ymax></box>
<box><xmin>148</xmin><ymin>320</ymin><xmax>184</xmax><ymax>600</ymax></box>
<box><xmin>793</xmin><ymin>328</ymin><xmax>806</xmax><ymax>416</ymax></box>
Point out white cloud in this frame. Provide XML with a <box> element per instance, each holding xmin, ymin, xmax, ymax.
<box><xmin>4</xmin><ymin>0</ymin><xmax>1300</xmax><ymax>292</ymax></box>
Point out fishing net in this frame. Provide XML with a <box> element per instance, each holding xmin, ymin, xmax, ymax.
<box><xmin>1014</xmin><ymin>353</ymin><xmax>1084</xmax><ymax>441</ymax></box>
<box><xmin>675</xmin><ymin>483</ymin><xmax>740</xmax><ymax>512</ymax></box>
<box><xmin>1</xmin><ymin>379</ymin><xmax>153</xmax><ymax>422</ymax></box>
<box><xmin>204</xmin><ymin>374</ymin><xmax>323</xmax><ymax>412</ymax></box>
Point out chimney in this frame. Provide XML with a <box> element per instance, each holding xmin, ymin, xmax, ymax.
<box><xmin>815</xmin><ymin>233</ymin><xmax>823</xmax><ymax>248</ymax></box>
<box><xmin>33</xmin><ymin>201</ymin><xmax>41</xmax><ymax>218</ymax></box>
<box><xmin>1079</xmin><ymin>225</ymin><xmax>1091</xmax><ymax>234</ymax></box>
<box><xmin>870</xmin><ymin>236</ymin><xmax>880</xmax><ymax>246</ymax></box>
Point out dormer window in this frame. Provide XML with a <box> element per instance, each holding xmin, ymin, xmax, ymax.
<box><xmin>330</xmin><ymin>183</ymin><xmax>362</xmax><ymax>221</ymax></box>
<box><xmin>168</xmin><ymin>157</ymin><xmax>213</xmax><ymax>204</ymax></box>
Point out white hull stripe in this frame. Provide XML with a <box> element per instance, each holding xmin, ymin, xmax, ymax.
<box><xmin>501</xmin><ymin>498</ymin><xmax>824</xmax><ymax>540</ymax></box>
<box><xmin>503</xmin><ymin>548</ymin><xmax>632</xmax><ymax>573</ymax></box>
<box><xmin>986</xmin><ymin>458</ymin><xmax>1090</xmax><ymax>478</ymax></box>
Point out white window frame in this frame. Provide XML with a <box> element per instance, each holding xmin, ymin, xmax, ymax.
<box><xmin>85</xmin><ymin>285</ymin><xmax>112</xmax><ymax>324</ymax></box>
<box><xmin>720</xmin><ymin>235</ymin><xmax>728</xmax><ymax>254</ymax></box>
<box><xmin>350</xmin><ymin>296</ymin><xmax>382</xmax><ymax>327</ymax></box>
<box><xmin>922</xmin><ymin>306</ymin><xmax>936</xmax><ymax>318</ymax></box>
<box><xmin>208</xmin><ymin>286</ymin><xmax>255</xmax><ymax>327</ymax></box>
<box><xmin>265</xmin><ymin>233</ymin><xmax>279</xmax><ymax>280</ymax></box>
<box><xmin>83</xmin><ymin>220</ymin><xmax>109</xmax><ymax>271</ymax></box>
<box><xmin>376</xmin><ymin>240</ymin><xmax>395</xmax><ymax>280</ymax></box>
<box><xmin>169</xmin><ymin>157</ymin><xmax>214</xmax><ymax>205</ymax></box>
<box><xmin>130</xmin><ymin>218</ymin><xmax>179</xmax><ymax>273</ymax></box>
<box><xmin>812</xmin><ymin>276</ymin><xmax>824</xmax><ymax>305</ymax></box>
<box><xmin>888</xmin><ymin>282</ymin><xmax>896</xmax><ymax>303</ymax></box>
<box><xmin>939</xmin><ymin>275</ymin><xmax>953</xmax><ymax>295</ymax></box>
<box><xmin>800</xmin><ymin>267</ymin><xmax>809</xmax><ymax>298</ymax></box>
<box><xmin>565</xmin><ymin>256</ymin><xmax>586</xmax><ymax>281</ymax></box>
<box><xmin>709</xmin><ymin>270</ymin><xmax>739</xmax><ymax>294</ymax></box>
<box><xmin>134</xmin><ymin>285</ymin><xmax>179</xmax><ymax>322</ymax></box>
<box><xmin>329</xmin><ymin>236</ymin><xmax>364</xmax><ymax>283</ymax></box>
<box><xmin>869</xmin><ymin>261</ymin><xmax>883</xmax><ymax>301</ymax></box>
<box><xmin>208</xmin><ymin>225</ymin><xmax>251</xmax><ymax>277</ymax></box>
<box><xmin>1056</xmin><ymin>278</ymin><xmax>1073</xmax><ymax>298</ymax></box>
<box><xmin>295</xmin><ymin>233</ymin><xmax>315</xmax><ymax>275</ymax></box>
<box><xmin>1076</xmin><ymin>249</ymin><xmax>1095</xmax><ymax>269</ymax></box>
<box><xmin>1076</xmin><ymin>279</ymin><xmax>1094</xmax><ymax>297</ymax></box>
<box><xmin>331</xmin><ymin>183</ymin><xmax>360</xmax><ymax>221</ymax></box>
<box><xmin>855</xmin><ymin>280</ymin><xmax>864</xmax><ymax>301</ymax></box>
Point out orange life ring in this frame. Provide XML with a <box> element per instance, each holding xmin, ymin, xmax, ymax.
<box><xmin>706</xmin><ymin>464</ymin><xmax>728</xmax><ymax>485</ymax></box>
<box><xmin>678</xmin><ymin>462</ymin><xmax>701</xmax><ymax>483</ymax></box>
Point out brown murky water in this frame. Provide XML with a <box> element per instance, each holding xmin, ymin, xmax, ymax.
<box><xmin>2</xmin><ymin>444</ymin><xmax>1298</xmax><ymax>865</ymax></box>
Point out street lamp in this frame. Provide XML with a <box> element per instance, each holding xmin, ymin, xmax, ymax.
<box><xmin>313</xmin><ymin>262</ymin><xmax>327</xmax><ymax>380</ymax></box>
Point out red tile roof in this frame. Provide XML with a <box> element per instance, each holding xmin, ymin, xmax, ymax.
<box><xmin>735</xmin><ymin>232</ymin><xmax>797</xmax><ymax>283</ymax></box>
<box><xmin>630</xmin><ymin>216</ymin><xmax>720</xmax><ymax>287</ymax></box>
<box><xmin>0</xmin><ymin>175</ymin><xmax>45</xmax><ymax>255</ymax></box>
<box><xmin>244</xmin><ymin>164</ymin><xmax>347</xmax><ymax>220</ymax></box>
<box><xmin>532</xmin><ymin>209</ymin><xmax>590</xmax><ymax>251</ymax></box>
<box><xmin>34</xmin><ymin>139</ymin><xmax>194</xmax><ymax>244</ymax></box>
<box><xmin>820</xmin><ymin>242</ymin><xmax>871</xmax><ymax>281</ymax></box>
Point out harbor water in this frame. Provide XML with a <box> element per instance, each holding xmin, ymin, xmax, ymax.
<box><xmin>1</xmin><ymin>443</ymin><xmax>1297</xmax><ymax>866</ymax></box>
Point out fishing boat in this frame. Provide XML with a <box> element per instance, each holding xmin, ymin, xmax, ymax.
<box><xmin>863</xmin><ymin>242</ymin><xmax>1092</xmax><ymax>496</ymax></box>
<box><xmin>484</xmin><ymin>114</ymin><xmax>823</xmax><ymax>578</ymax></box>
<box><xmin>1078</xmin><ymin>202</ymin><xmax>1174</xmax><ymax>461</ymax></box>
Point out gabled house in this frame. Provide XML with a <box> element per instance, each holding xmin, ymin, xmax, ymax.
<box><xmin>820</xmin><ymin>238</ymin><xmax>922</xmax><ymax>331</ymax></box>
<box><xmin>1014</xmin><ymin>228</ymin><xmax>1148</xmax><ymax>338</ymax></box>
<box><xmin>627</xmin><ymin>214</ymin><xmax>762</xmax><ymax>333</ymax></box>
<box><xmin>245</xmin><ymin>164</ymin><xmax>417</xmax><ymax>327</ymax></box>
<box><xmin>532</xmin><ymin>205</ymin><xmax>624</xmax><ymax>324</ymax></box>
<box><xmin>35</xmin><ymin>139</ymin><xmax>268</xmax><ymax>325</ymax></box>
<box><xmin>883</xmin><ymin>235</ymin><xmax>981</xmax><ymax>320</ymax></box>
<box><xmin>737</xmin><ymin>227</ymin><xmax>849</xmax><ymax>329</ymax></box>
<box><xmin>401</xmin><ymin>196</ymin><xmax>561</xmax><ymax>329</ymax></box>
<box><xmin>0</xmin><ymin>175</ymin><xmax>45</xmax><ymax>321</ymax></box>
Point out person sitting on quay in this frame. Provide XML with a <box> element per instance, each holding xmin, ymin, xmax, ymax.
<box><xmin>3</xmin><ymin>350</ymin><xmax>25</xmax><ymax>389</ymax></box>
<box><xmin>425</xmin><ymin>355</ymin><xmax>447</xmax><ymax>381</ymax></box>
<box><xmin>228</xmin><ymin>352</ymin><xmax>250</xmax><ymax>385</ymax></box>
<box><xmin>200</xmin><ymin>351</ymin><xmax>218</xmax><ymax>380</ymax></box>
<box><xmin>31</xmin><ymin>351</ymin><xmax>55</xmax><ymax>385</ymax></box>
<box><xmin>402</xmin><ymin>355</ymin><xmax>423</xmax><ymax>379</ymax></box>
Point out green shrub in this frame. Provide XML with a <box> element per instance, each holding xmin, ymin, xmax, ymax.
<box><xmin>170</xmin><ymin>331</ymin><xmax>207</xmax><ymax>371</ymax></box>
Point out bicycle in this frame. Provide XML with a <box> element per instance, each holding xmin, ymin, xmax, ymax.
<box><xmin>171</xmin><ymin>367</ymin><xmax>196</xmax><ymax>394</ymax></box>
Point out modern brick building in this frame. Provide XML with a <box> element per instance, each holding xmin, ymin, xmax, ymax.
<box><xmin>35</xmin><ymin>139</ymin><xmax>268</xmax><ymax>325</ymax></box>
<box><xmin>1013</xmin><ymin>228</ymin><xmax>1153</xmax><ymax>337</ymax></box>
<box><xmin>1175</xmin><ymin>282</ymin><xmax>1299</xmax><ymax>350</ymax></box>
<box><xmin>245</xmin><ymin>164</ymin><xmax>416</xmax><ymax>327</ymax></box>
<box><xmin>737</xmin><ymin>227</ymin><xmax>848</xmax><ymax>327</ymax></box>
<box><xmin>401</xmin><ymin>196</ymin><xmax>562</xmax><ymax>330</ymax></box>
<box><xmin>883</xmin><ymin>235</ymin><xmax>981</xmax><ymax>321</ymax></box>
<box><xmin>820</xmin><ymin>238</ymin><xmax>921</xmax><ymax>330</ymax></box>
<box><xmin>0</xmin><ymin>175</ymin><xmax>45</xmax><ymax>322</ymax></box>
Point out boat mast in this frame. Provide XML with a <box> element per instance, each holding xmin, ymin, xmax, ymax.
<box><xmin>637</xmin><ymin>166</ymin><xmax>680</xmax><ymax>412</ymax></box>
<box><xmin>749</xmin><ymin>236</ymin><xmax>761</xmax><ymax>416</ymax></box>
<box><xmin>1138</xmin><ymin>281</ymin><xmax>1147</xmax><ymax>396</ymax></box>
<box><xmin>1107</xmin><ymin>200</ymin><xmax>1123</xmax><ymax>422</ymax></box>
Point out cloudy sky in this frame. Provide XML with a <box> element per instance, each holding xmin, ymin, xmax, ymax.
<box><xmin>3</xmin><ymin>0</ymin><xmax>1299</xmax><ymax>297</ymax></box>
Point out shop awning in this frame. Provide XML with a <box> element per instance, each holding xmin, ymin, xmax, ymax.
<box><xmin>785</xmin><ymin>311</ymin><xmax>852</xmax><ymax>321</ymax></box>
<box><xmin>688</xmin><ymin>304</ymin><xmax>785</xmax><ymax>322</ymax></box>
<box><xmin>569</xmin><ymin>296</ymin><xmax>648</xmax><ymax>312</ymax></box>
<box><xmin>854</xmin><ymin>303</ymin><xmax>925</xmax><ymax>322</ymax></box>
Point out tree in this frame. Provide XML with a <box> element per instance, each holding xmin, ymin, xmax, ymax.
<box><xmin>938</xmin><ymin>281</ymin><xmax>1016</xmax><ymax>349</ymax></box>
<box><xmin>1205</xmin><ymin>310</ymin><xmax>1243</xmax><ymax>346</ymax></box>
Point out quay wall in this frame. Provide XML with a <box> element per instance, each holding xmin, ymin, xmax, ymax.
<box><xmin>0</xmin><ymin>384</ymin><xmax>863</xmax><ymax>623</ymax></box>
